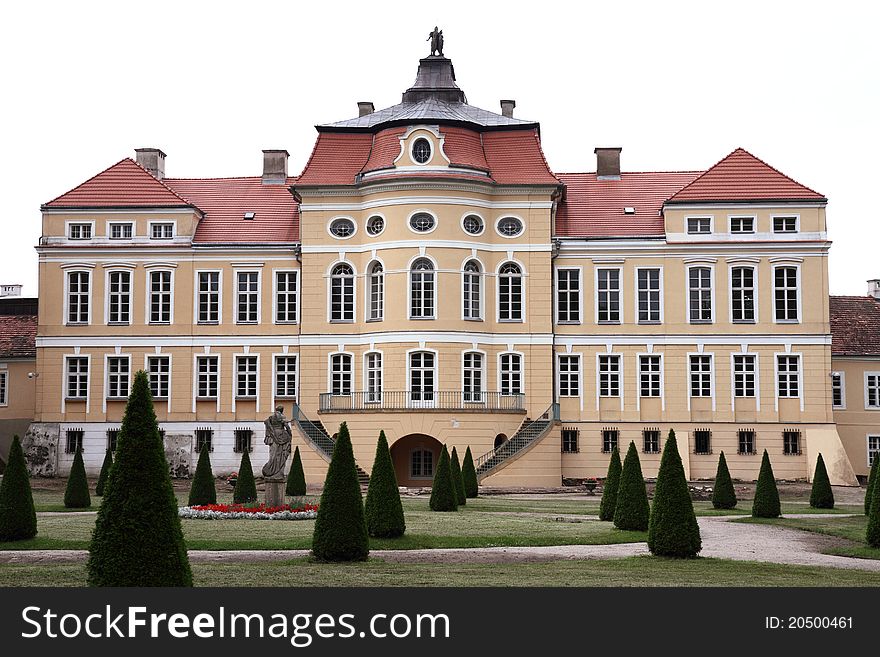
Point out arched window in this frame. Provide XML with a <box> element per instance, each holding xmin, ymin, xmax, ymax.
<box><xmin>330</xmin><ymin>263</ymin><xmax>354</xmax><ymax>322</ymax></box>
<box><xmin>368</xmin><ymin>262</ymin><xmax>384</xmax><ymax>321</ymax></box>
<box><xmin>409</xmin><ymin>258</ymin><xmax>435</xmax><ymax>319</ymax></box>
<box><xmin>462</xmin><ymin>260</ymin><xmax>482</xmax><ymax>320</ymax></box>
<box><xmin>498</xmin><ymin>262</ymin><xmax>523</xmax><ymax>321</ymax></box>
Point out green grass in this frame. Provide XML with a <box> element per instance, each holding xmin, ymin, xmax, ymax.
<box><xmin>2</xmin><ymin>555</ymin><xmax>879</xmax><ymax>587</ymax></box>
<box><xmin>734</xmin><ymin>515</ymin><xmax>880</xmax><ymax>560</ymax></box>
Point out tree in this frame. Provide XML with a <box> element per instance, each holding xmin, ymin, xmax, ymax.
<box><xmin>866</xmin><ymin>456</ymin><xmax>879</xmax><ymax>516</ymax></box>
<box><xmin>450</xmin><ymin>446</ymin><xmax>466</xmax><ymax>507</ymax></box>
<box><xmin>364</xmin><ymin>431</ymin><xmax>406</xmax><ymax>538</ymax></box>
<box><xmin>232</xmin><ymin>449</ymin><xmax>258</xmax><ymax>504</ymax></box>
<box><xmin>751</xmin><ymin>449</ymin><xmax>781</xmax><ymax>518</ymax></box>
<box><xmin>648</xmin><ymin>430</ymin><xmax>701</xmax><ymax>557</ymax></box>
<box><xmin>87</xmin><ymin>370</ymin><xmax>192</xmax><ymax>586</ymax></box>
<box><xmin>64</xmin><ymin>444</ymin><xmax>91</xmax><ymax>509</ymax></box>
<box><xmin>868</xmin><ymin>469</ymin><xmax>880</xmax><ymax>548</ymax></box>
<box><xmin>188</xmin><ymin>446</ymin><xmax>217</xmax><ymax>506</ymax></box>
<box><xmin>429</xmin><ymin>445</ymin><xmax>458</xmax><ymax>512</ymax></box>
<box><xmin>95</xmin><ymin>448</ymin><xmax>114</xmax><ymax>497</ymax></box>
<box><xmin>312</xmin><ymin>422</ymin><xmax>369</xmax><ymax>561</ymax></box>
<box><xmin>0</xmin><ymin>436</ymin><xmax>37</xmax><ymax>541</ymax></box>
<box><xmin>599</xmin><ymin>446</ymin><xmax>622</xmax><ymax>521</ymax></box>
<box><xmin>711</xmin><ymin>451</ymin><xmax>737</xmax><ymax>509</ymax></box>
<box><xmin>809</xmin><ymin>453</ymin><xmax>834</xmax><ymax>509</ymax></box>
<box><xmin>461</xmin><ymin>446</ymin><xmax>478</xmax><ymax>498</ymax></box>
<box><xmin>613</xmin><ymin>441</ymin><xmax>649</xmax><ymax>531</ymax></box>
<box><xmin>286</xmin><ymin>446</ymin><xmax>307</xmax><ymax>497</ymax></box>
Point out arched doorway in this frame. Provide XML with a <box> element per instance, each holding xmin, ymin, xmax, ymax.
<box><xmin>494</xmin><ymin>433</ymin><xmax>508</xmax><ymax>449</ymax></box>
<box><xmin>390</xmin><ymin>433</ymin><xmax>443</xmax><ymax>487</ymax></box>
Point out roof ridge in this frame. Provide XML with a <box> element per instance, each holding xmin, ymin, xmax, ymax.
<box><xmin>556</xmin><ymin>170</ymin><xmax>705</xmax><ymax>176</ymax></box>
<box><xmin>41</xmin><ymin>157</ymin><xmax>130</xmax><ymax>207</ymax></box>
<box><xmin>126</xmin><ymin>158</ymin><xmax>199</xmax><ymax>207</ymax></box>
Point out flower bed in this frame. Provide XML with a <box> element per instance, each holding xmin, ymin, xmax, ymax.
<box><xmin>179</xmin><ymin>502</ymin><xmax>318</xmax><ymax>521</ymax></box>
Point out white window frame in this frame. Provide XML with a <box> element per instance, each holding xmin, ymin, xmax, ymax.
<box><xmin>555</xmin><ymin>266</ymin><xmax>583</xmax><ymax>325</ymax></box>
<box><xmin>328</xmin><ymin>352</ymin><xmax>354</xmax><ymax>397</ymax></box>
<box><xmin>327</xmin><ymin>215</ymin><xmax>358</xmax><ymax>240</ymax></box>
<box><xmin>557</xmin><ymin>353</ymin><xmax>581</xmax><ymax>398</ymax></box>
<box><xmin>864</xmin><ymin>371</ymin><xmax>880</xmax><ymax>410</ymax></box>
<box><xmin>771</xmin><ymin>214</ymin><xmax>800</xmax><ymax>234</ymax></box>
<box><xmin>688</xmin><ymin>352</ymin><xmax>715</xmax><ymax>410</ymax></box>
<box><xmin>145</xmin><ymin>353</ymin><xmax>172</xmax><ymax>413</ymax></box>
<box><xmin>410</xmin><ymin>137</ymin><xmax>434</xmax><ymax>166</ymax></box>
<box><xmin>730</xmin><ymin>353</ymin><xmax>759</xmax><ymax>408</ymax></box>
<box><xmin>194</xmin><ymin>270</ymin><xmax>222</xmax><ymax>325</ymax></box>
<box><xmin>365</xmin><ymin>213</ymin><xmax>386</xmax><ymax>238</ymax></box>
<box><xmin>460</xmin><ymin>211</ymin><xmax>485</xmax><ymax>236</ymax></box>
<box><xmin>148</xmin><ymin>221</ymin><xmax>176</xmax><ymax>240</ymax></box>
<box><xmin>461</xmin><ymin>349</ymin><xmax>486</xmax><ymax>403</ymax></box>
<box><xmin>66</xmin><ymin>221</ymin><xmax>95</xmax><ymax>241</ymax></box>
<box><xmin>273</xmin><ymin>354</ymin><xmax>299</xmax><ymax>401</ymax></box>
<box><xmin>774</xmin><ymin>352</ymin><xmax>803</xmax><ymax>411</ymax></box>
<box><xmin>728</xmin><ymin>215</ymin><xmax>756</xmax><ymax>234</ymax></box>
<box><xmin>408</xmin><ymin>255</ymin><xmax>437</xmax><ymax>320</ymax></box>
<box><xmin>104</xmin><ymin>354</ymin><xmax>131</xmax><ymax>402</ymax></box>
<box><xmin>327</xmin><ymin>261</ymin><xmax>356</xmax><ymax>323</ymax></box>
<box><xmin>273</xmin><ymin>269</ymin><xmax>299</xmax><ymax>325</ymax></box>
<box><xmin>193</xmin><ymin>354</ymin><xmax>221</xmax><ymax>409</ymax></box>
<box><xmin>0</xmin><ymin>369</ymin><xmax>8</xmax><ymax>407</ymax></box>
<box><xmin>498</xmin><ymin>351</ymin><xmax>525</xmax><ymax>397</ymax></box>
<box><xmin>107</xmin><ymin>221</ymin><xmax>134</xmax><ymax>240</ymax></box>
<box><xmin>406</xmin><ymin>348</ymin><xmax>438</xmax><ymax>408</ymax></box>
<box><xmin>594</xmin><ymin>266</ymin><xmax>622</xmax><ymax>324</ymax></box>
<box><xmin>234</xmin><ymin>354</ymin><xmax>259</xmax><ymax>402</ymax></box>
<box><xmin>146</xmin><ymin>268</ymin><xmax>174</xmax><ymax>325</ymax></box>
<box><xmin>366</xmin><ymin>260</ymin><xmax>385</xmax><ymax>322</ymax></box>
<box><xmin>64</xmin><ymin>355</ymin><xmax>90</xmax><ymax>405</ymax></box>
<box><xmin>831</xmin><ymin>371</ymin><xmax>846</xmax><ymax>410</ymax></box>
<box><xmin>105</xmin><ymin>268</ymin><xmax>134</xmax><ymax>325</ymax></box>
<box><xmin>729</xmin><ymin>264</ymin><xmax>758</xmax><ymax>324</ymax></box>
<box><xmin>868</xmin><ymin>435</ymin><xmax>880</xmax><ymax>468</ymax></box>
<box><xmin>495</xmin><ymin>215</ymin><xmax>526</xmax><ymax>239</ymax></box>
<box><xmin>685</xmin><ymin>215</ymin><xmax>712</xmax><ymax>235</ymax></box>
<box><xmin>597</xmin><ymin>353</ymin><xmax>622</xmax><ymax>400</ymax></box>
<box><xmin>497</xmin><ymin>260</ymin><xmax>525</xmax><ymax>323</ymax></box>
<box><xmin>406</xmin><ymin>209</ymin><xmax>438</xmax><ymax>235</ymax></box>
<box><xmin>363</xmin><ymin>351</ymin><xmax>383</xmax><ymax>403</ymax></box>
<box><xmin>234</xmin><ymin>269</ymin><xmax>261</xmax><ymax>324</ymax></box>
<box><xmin>772</xmin><ymin>264</ymin><xmax>801</xmax><ymax>324</ymax></box>
<box><xmin>637</xmin><ymin>354</ymin><xmax>664</xmax><ymax>404</ymax></box>
<box><xmin>64</xmin><ymin>269</ymin><xmax>93</xmax><ymax>325</ymax></box>
<box><xmin>686</xmin><ymin>264</ymin><xmax>715</xmax><ymax>324</ymax></box>
<box><xmin>461</xmin><ymin>257</ymin><xmax>484</xmax><ymax>321</ymax></box>
<box><xmin>634</xmin><ymin>266</ymin><xmax>663</xmax><ymax>324</ymax></box>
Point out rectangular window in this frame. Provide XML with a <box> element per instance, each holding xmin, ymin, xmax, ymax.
<box><xmin>275</xmin><ymin>271</ymin><xmax>298</xmax><ymax>323</ymax></box>
<box><xmin>869</xmin><ymin>436</ymin><xmax>880</xmax><ymax>467</ymax></box>
<box><xmin>602</xmin><ymin>428</ymin><xmax>619</xmax><ymax>454</ymax></box>
<box><xmin>639</xmin><ymin>355</ymin><xmax>661</xmax><ymax>397</ymax></box>
<box><xmin>637</xmin><ymin>268</ymin><xmax>661</xmax><ymax>323</ymax></box>
<box><xmin>106</xmin><ymin>429</ymin><xmax>119</xmax><ymax>452</ymax></box>
<box><xmin>197</xmin><ymin>272</ymin><xmax>220</xmax><ymax>323</ymax></box>
<box><xmin>558</xmin><ymin>355</ymin><xmax>580</xmax><ymax>397</ymax></box>
<box><xmin>195</xmin><ymin>428</ymin><xmax>213</xmax><ymax>453</ymax></box>
<box><xmin>365</xmin><ymin>352</ymin><xmax>382</xmax><ymax>403</ymax></box>
<box><xmin>331</xmin><ymin>354</ymin><xmax>353</xmax><ymax>396</ymax></box>
<box><xmin>556</xmin><ymin>269</ymin><xmax>580</xmax><ymax>323</ymax></box>
<box><xmin>68</xmin><ymin>223</ymin><xmax>92</xmax><ymax>240</ymax></box>
<box><xmin>0</xmin><ymin>371</ymin><xmax>6</xmax><ymax>406</ymax></box>
<box><xmin>106</xmin><ymin>356</ymin><xmax>130</xmax><ymax>399</ymax></box>
<box><xmin>774</xmin><ymin>266</ymin><xmax>799</xmax><ymax>322</ymax></box>
<box><xmin>107</xmin><ymin>271</ymin><xmax>132</xmax><ymax>324</ymax></box>
<box><xmin>236</xmin><ymin>272</ymin><xmax>259</xmax><ymax>323</ymax></box>
<box><xmin>498</xmin><ymin>264</ymin><xmax>523</xmax><ymax>321</ymax></box>
<box><xmin>831</xmin><ymin>373</ymin><xmax>844</xmax><ymax>409</ymax></box>
<box><xmin>330</xmin><ymin>266</ymin><xmax>355</xmax><ymax>322</ymax></box>
<box><xmin>151</xmin><ymin>223</ymin><xmax>174</xmax><ymax>240</ymax></box>
<box><xmin>866</xmin><ymin>374</ymin><xmax>880</xmax><ymax>408</ymax></box>
<box><xmin>147</xmin><ymin>356</ymin><xmax>170</xmax><ymax>399</ymax></box>
<box><xmin>67</xmin><ymin>271</ymin><xmax>90</xmax><ymax>324</ymax></box>
<box><xmin>463</xmin><ymin>352</ymin><xmax>483</xmax><ymax>402</ymax></box>
<box><xmin>275</xmin><ymin>356</ymin><xmax>297</xmax><ymax>399</ymax></box>
<box><xmin>411</xmin><ymin>450</ymin><xmax>434</xmax><ymax>478</ymax></box>
<box><xmin>689</xmin><ymin>355</ymin><xmax>712</xmax><ymax>397</ymax></box>
<box><xmin>66</xmin><ymin>357</ymin><xmax>89</xmax><ymax>399</ymax></box>
<box><xmin>196</xmin><ymin>356</ymin><xmax>219</xmax><ymax>399</ymax></box>
<box><xmin>731</xmin><ymin>267</ymin><xmax>755</xmax><ymax>322</ymax></box>
<box><xmin>783</xmin><ymin>430</ymin><xmax>801</xmax><ymax>456</ymax></box>
<box><xmin>733</xmin><ymin>355</ymin><xmax>756</xmax><ymax>397</ymax></box>
<box><xmin>688</xmin><ymin>267</ymin><xmax>712</xmax><ymax>322</ymax></box>
<box><xmin>729</xmin><ymin>216</ymin><xmax>755</xmax><ymax>234</ymax></box>
<box><xmin>596</xmin><ymin>269</ymin><xmax>620</xmax><ymax>323</ymax></box>
<box><xmin>561</xmin><ymin>428</ymin><xmax>579</xmax><ymax>453</ymax></box>
<box><xmin>236</xmin><ymin>356</ymin><xmax>258</xmax><ymax>398</ymax></box>
<box><xmin>234</xmin><ymin>428</ymin><xmax>253</xmax><ymax>453</ymax></box>
<box><xmin>65</xmin><ymin>429</ymin><xmax>84</xmax><ymax>454</ymax></box>
<box><xmin>687</xmin><ymin>217</ymin><xmax>711</xmax><ymax>234</ymax></box>
<box><xmin>108</xmin><ymin>223</ymin><xmax>133</xmax><ymax>239</ymax></box>
<box><xmin>598</xmin><ymin>355</ymin><xmax>620</xmax><ymax>397</ymax></box>
<box><xmin>777</xmin><ymin>355</ymin><xmax>800</xmax><ymax>398</ymax></box>
<box><xmin>773</xmin><ymin>216</ymin><xmax>798</xmax><ymax>233</ymax></box>
<box><xmin>149</xmin><ymin>270</ymin><xmax>172</xmax><ymax>323</ymax></box>
<box><xmin>738</xmin><ymin>429</ymin><xmax>756</xmax><ymax>455</ymax></box>
<box><xmin>694</xmin><ymin>429</ymin><xmax>711</xmax><ymax>455</ymax></box>
<box><xmin>500</xmin><ymin>353</ymin><xmax>523</xmax><ymax>396</ymax></box>
<box><xmin>643</xmin><ymin>429</ymin><xmax>660</xmax><ymax>454</ymax></box>
<box><xmin>409</xmin><ymin>352</ymin><xmax>435</xmax><ymax>403</ymax></box>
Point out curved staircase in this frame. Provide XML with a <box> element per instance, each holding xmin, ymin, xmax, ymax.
<box><xmin>475</xmin><ymin>403</ymin><xmax>559</xmax><ymax>480</ymax></box>
<box><xmin>291</xmin><ymin>405</ymin><xmax>370</xmax><ymax>485</ymax></box>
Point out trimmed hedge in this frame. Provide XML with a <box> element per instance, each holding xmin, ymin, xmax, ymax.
<box><xmin>461</xmin><ymin>446</ymin><xmax>478</xmax><ymax>498</ymax></box>
<box><xmin>450</xmin><ymin>447</ymin><xmax>466</xmax><ymax>506</ymax></box>
<box><xmin>364</xmin><ymin>431</ymin><xmax>406</xmax><ymax>538</ymax></box>
<box><xmin>233</xmin><ymin>449</ymin><xmax>258</xmax><ymax>504</ymax></box>
<box><xmin>0</xmin><ymin>435</ymin><xmax>37</xmax><ymax>541</ymax></box>
<box><xmin>866</xmin><ymin>456</ymin><xmax>879</xmax><ymax>516</ymax></box>
<box><xmin>429</xmin><ymin>445</ymin><xmax>458</xmax><ymax>512</ymax></box>
<box><xmin>809</xmin><ymin>453</ymin><xmax>834</xmax><ymax>509</ymax></box>
<box><xmin>64</xmin><ymin>444</ymin><xmax>91</xmax><ymax>509</ymax></box>
<box><xmin>752</xmin><ymin>449</ymin><xmax>781</xmax><ymax>518</ymax></box>
<box><xmin>312</xmin><ymin>422</ymin><xmax>369</xmax><ymax>561</ymax></box>
<box><xmin>95</xmin><ymin>448</ymin><xmax>114</xmax><ymax>497</ymax></box>
<box><xmin>868</xmin><ymin>468</ymin><xmax>880</xmax><ymax>547</ymax></box>
<box><xmin>87</xmin><ymin>370</ymin><xmax>192</xmax><ymax>586</ymax></box>
<box><xmin>613</xmin><ymin>441</ymin><xmax>649</xmax><ymax>531</ymax></box>
<box><xmin>648</xmin><ymin>430</ymin><xmax>701</xmax><ymax>557</ymax></box>
<box><xmin>598</xmin><ymin>446</ymin><xmax>622</xmax><ymax>521</ymax></box>
<box><xmin>711</xmin><ymin>451</ymin><xmax>737</xmax><ymax>509</ymax></box>
<box><xmin>188</xmin><ymin>446</ymin><xmax>217</xmax><ymax>506</ymax></box>
<box><xmin>286</xmin><ymin>446</ymin><xmax>307</xmax><ymax>497</ymax></box>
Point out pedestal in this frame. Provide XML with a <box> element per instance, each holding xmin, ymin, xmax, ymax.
<box><xmin>264</xmin><ymin>479</ymin><xmax>286</xmax><ymax>507</ymax></box>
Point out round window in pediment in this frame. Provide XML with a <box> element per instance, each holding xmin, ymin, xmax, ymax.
<box><xmin>411</xmin><ymin>138</ymin><xmax>432</xmax><ymax>164</ymax></box>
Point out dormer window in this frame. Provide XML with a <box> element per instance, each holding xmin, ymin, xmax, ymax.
<box><xmin>151</xmin><ymin>223</ymin><xmax>174</xmax><ymax>240</ymax></box>
<box><xmin>411</xmin><ymin>137</ymin><xmax>432</xmax><ymax>164</ymax></box>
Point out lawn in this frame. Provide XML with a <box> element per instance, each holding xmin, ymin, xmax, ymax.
<box><xmin>734</xmin><ymin>515</ymin><xmax>880</xmax><ymax>560</ymax></box>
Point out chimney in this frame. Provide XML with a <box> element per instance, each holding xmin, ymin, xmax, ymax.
<box><xmin>358</xmin><ymin>101</ymin><xmax>375</xmax><ymax>117</ymax></box>
<box><xmin>135</xmin><ymin>148</ymin><xmax>166</xmax><ymax>180</ymax></box>
<box><xmin>500</xmin><ymin>99</ymin><xmax>516</xmax><ymax>118</ymax></box>
<box><xmin>868</xmin><ymin>279</ymin><xmax>880</xmax><ymax>300</ymax></box>
<box><xmin>262</xmin><ymin>149</ymin><xmax>289</xmax><ymax>185</ymax></box>
<box><xmin>595</xmin><ymin>147</ymin><xmax>622</xmax><ymax>180</ymax></box>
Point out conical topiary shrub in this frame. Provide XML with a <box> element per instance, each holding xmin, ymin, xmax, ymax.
<box><xmin>0</xmin><ymin>436</ymin><xmax>37</xmax><ymax>541</ymax></box>
<box><xmin>233</xmin><ymin>449</ymin><xmax>257</xmax><ymax>504</ymax></box>
<box><xmin>450</xmin><ymin>446</ymin><xmax>466</xmax><ymax>507</ymax></box>
<box><xmin>868</xmin><ymin>469</ymin><xmax>880</xmax><ymax>548</ymax></box>
<box><xmin>711</xmin><ymin>451</ymin><xmax>737</xmax><ymax>509</ymax></box>
<box><xmin>809</xmin><ymin>453</ymin><xmax>834</xmax><ymax>509</ymax></box>
<box><xmin>64</xmin><ymin>444</ymin><xmax>91</xmax><ymax>509</ymax></box>
<box><xmin>865</xmin><ymin>457</ymin><xmax>879</xmax><ymax>516</ymax></box>
<box><xmin>88</xmin><ymin>370</ymin><xmax>192</xmax><ymax>586</ymax></box>
<box><xmin>429</xmin><ymin>445</ymin><xmax>458</xmax><ymax>512</ymax></box>
<box><xmin>752</xmin><ymin>449</ymin><xmax>781</xmax><ymax>518</ymax></box>
<box><xmin>364</xmin><ymin>431</ymin><xmax>405</xmax><ymax>538</ymax></box>
<box><xmin>95</xmin><ymin>448</ymin><xmax>114</xmax><ymax>497</ymax></box>
<box><xmin>286</xmin><ymin>446</ymin><xmax>307</xmax><ymax>497</ymax></box>
<box><xmin>188</xmin><ymin>446</ymin><xmax>217</xmax><ymax>506</ymax></box>
<box><xmin>648</xmin><ymin>430</ymin><xmax>701</xmax><ymax>557</ymax></box>
<box><xmin>461</xmin><ymin>446</ymin><xmax>478</xmax><ymax>498</ymax></box>
<box><xmin>599</xmin><ymin>446</ymin><xmax>622</xmax><ymax>521</ymax></box>
<box><xmin>613</xmin><ymin>441</ymin><xmax>649</xmax><ymax>531</ymax></box>
<box><xmin>312</xmin><ymin>422</ymin><xmax>369</xmax><ymax>561</ymax></box>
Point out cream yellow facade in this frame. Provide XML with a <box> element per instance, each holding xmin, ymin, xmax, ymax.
<box><xmin>830</xmin><ymin>356</ymin><xmax>880</xmax><ymax>479</ymax></box>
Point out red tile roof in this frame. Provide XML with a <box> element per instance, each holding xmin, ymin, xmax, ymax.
<box><xmin>481</xmin><ymin>130</ymin><xmax>560</xmax><ymax>185</ymax></box>
<box><xmin>556</xmin><ymin>171</ymin><xmax>701</xmax><ymax>238</ymax></box>
<box><xmin>830</xmin><ymin>296</ymin><xmax>880</xmax><ymax>357</ymax></box>
<box><xmin>665</xmin><ymin>148</ymin><xmax>826</xmax><ymax>205</ymax></box>
<box><xmin>360</xmin><ymin>127</ymin><xmax>407</xmax><ymax>175</ymax></box>
<box><xmin>164</xmin><ymin>177</ymin><xmax>299</xmax><ymax>244</ymax></box>
<box><xmin>0</xmin><ymin>315</ymin><xmax>37</xmax><ymax>359</ymax></box>
<box><xmin>441</xmin><ymin>127</ymin><xmax>490</xmax><ymax>173</ymax></box>
<box><xmin>296</xmin><ymin>133</ymin><xmax>374</xmax><ymax>186</ymax></box>
<box><xmin>43</xmin><ymin>159</ymin><xmax>195</xmax><ymax>209</ymax></box>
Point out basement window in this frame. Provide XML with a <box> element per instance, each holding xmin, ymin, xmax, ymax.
<box><xmin>738</xmin><ymin>429</ymin><xmax>756</xmax><ymax>455</ymax></box>
<box><xmin>234</xmin><ymin>428</ymin><xmax>253</xmax><ymax>453</ymax></box>
<box><xmin>643</xmin><ymin>428</ymin><xmax>660</xmax><ymax>454</ymax></box>
<box><xmin>562</xmin><ymin>427</ymin><xmax>579</xmax><ymax>453</ymax></box>
<box><xmin>195</xmin><ymin>427</ymin><xmax>213</xmax><ymax>453</ymax></box>
<box><xmin>65</xmin><ymin>428</ymin><xmax>84</xmax><ymax>454</ymax></box>
<box><xmin>783</xmin><ymin>430</ymin><xmax>802</xmax><ymax>456</ymax></box>
<box><xmin>602</xmin><ymin>428</ymin><xmax>619</xmax><ymax>454</ymax></box>
<box><xmin>694</xmin><ymin>428</ymin><xmax>712</xmax><ymax>455</ymax></box>
<box><xmin>106</xmin><ymin>428</ymin><xmax>120</xmax><ymax>452</ymax></box>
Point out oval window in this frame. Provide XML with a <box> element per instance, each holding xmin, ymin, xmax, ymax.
<box><xmin>462</xmin><ymin>214</ymin><xmax>484</xmax><ymax>235</ymax></box>
<box><xmin>409</xmin><ymin>212</ymin><xmax>436</xmax><ymax>232</ymax></box>
<box><xmin>497</xmin><ymin>217</ymin><xmax>524</xmax><ymax>237</ymax></box>
<box><xmin>366</xmin><ymin>215</ymin><xmax>385</xmax><ymax>236</ymax></box>
<box><xmin>412</xmin><ymin>138</ymin><xmax>432</xmax><ymax>164</ymax></box>
<box><xmin>329</xmin><ymin>218</ymin><xmax>355</xmax><ymax>238</ymax></box>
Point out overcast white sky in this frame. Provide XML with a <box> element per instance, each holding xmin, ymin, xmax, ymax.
<box><xmin>2</xmin><ymin>0</ymin><xmax>877</xmax><ymax>296</ymax></box>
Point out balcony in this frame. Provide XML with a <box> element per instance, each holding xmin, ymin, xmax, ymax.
<box><xmin>318</xmin><ymin>391</ymin><xmax>525</xmax><ymax>413</ymax></box>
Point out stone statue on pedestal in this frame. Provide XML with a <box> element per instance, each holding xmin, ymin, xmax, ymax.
<box><xmin>427</xmin><ymin>26</ymin><xmax>444</xmax><ymax>57</ymax></box>
<box><xmin>263</xmin><ymin>405</ymin><xmax>292</xmax><ymax>480</ymax></box>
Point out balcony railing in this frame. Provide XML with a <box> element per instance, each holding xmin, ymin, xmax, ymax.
<box><xmin>318</xmin><ymin>391</ymin><xmax>525</xmax><ymax>413</ymax></box>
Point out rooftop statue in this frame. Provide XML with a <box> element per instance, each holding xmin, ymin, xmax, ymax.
<box><xmin>427</xmin><ymin>26</ymin><xmax>444</xmax><ymax>57</ymax></box>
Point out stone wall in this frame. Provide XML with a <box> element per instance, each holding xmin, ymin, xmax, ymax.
<box><xmin>21</xmin><ymin>422</ymin><xmax>59</xmax><ymax>477</ymax></box>
<box><xmin>164</xmin><ymin>433</ymin><xmax>192</xmax><ymax>479</ymax></box>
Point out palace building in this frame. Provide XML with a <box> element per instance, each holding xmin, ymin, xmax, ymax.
<box><xmin>7</xmin><ymin>44</ymin><xmax>878</xmax><ymax>487</ymax></box>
